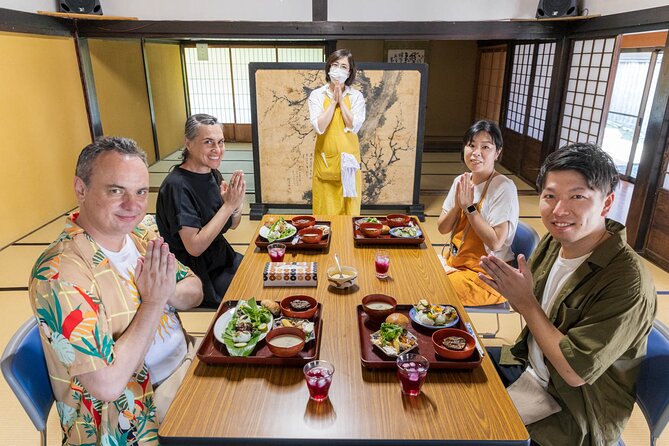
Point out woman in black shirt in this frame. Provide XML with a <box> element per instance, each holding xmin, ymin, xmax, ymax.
<box><xmin>156</xmin><ymin>114</ymin><xmax>246</xmax><ymax>308</ymax></box>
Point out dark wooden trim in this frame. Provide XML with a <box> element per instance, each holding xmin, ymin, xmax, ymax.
<box><xmin>74</xmin><ymin>19</ymin><xmax>564</xmax><ymax>40</ymax></box>
<box><xmin>325</xmin><ymin>40</ymin><xmax>337</xmax><ymax>57</ymax></box>
<box><xmin>645</xmin><ymin>244</ymin><xmax>669</xmax><ymax>273</ymax></box>
<box><xmin>248</xmin><ymin>63</ymin><xmax>263</xmax><ymax>207</ymax></box>
<box><xmin>0</xmin><ymin>7</ymin><xmax>71</xmax><ymax>36</ymax></box>
<box><xmin>627</xmin><ymin>34</ymin><xmax>669</xmax><ymax>249</ymax></box>
<box><xmin>74</xmin><ymin>34</ymin><xmax>103</xmax><ymax>139</ymax></box>
<box><xmin>498</xmin><ymin>42</ymin><xmax>516</xmax><ymax>174</ymax></box>
<box><xmin>312</xmin><ymin>0</ymin><xmax>327</xmax><ymax>22</ymax></box>
<box><xmin>179</xmin><ymin>43</ymin><xmax>191</xmax><ymax>118</ymax></box>
<box><xmin>413</xmin><ymin>63</ymin><xmax>429</xmax><ymax>208</ymax></box>
<box><xmin>569</xmin><ymin>6</ymin><xmax>669</xmax><ymax>38</ymax></box>
<box><xmin>141</xmin><ymin>39</ymin><xmax>161</xmax><ymax>161</ymax></box>
<box><xmin>542</xmin><ymin>35</ymin><xmax>571</xmax><ymax>159</ymax></box>
<box><xmin>599</xmin><ymin>35</ymin><xmax>622</xmax><ymax>145</ymax></box>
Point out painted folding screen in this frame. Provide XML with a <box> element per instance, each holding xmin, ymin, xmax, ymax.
<box><xmin>559</xmin><ymin>37</ymin><xmax>618</xmax><ymax>146</ymax></box>
<box><xmin>249</xmin><ymin>63</ymin><xmax>427</xmax><ymax>208</ymax></box>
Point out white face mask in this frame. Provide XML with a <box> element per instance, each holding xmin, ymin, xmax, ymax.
<box><xmin>328</xmin><ymin>67</ymin><xmax>349</xmax><ymax>84</ymax></box>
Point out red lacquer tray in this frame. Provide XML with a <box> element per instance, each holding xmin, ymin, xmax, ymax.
<box><xmin>255</xmin><ymin>220</ymin><xmax>332</xmax><ymax>251</ymax></box>
<box><xmin>197</xmin><ymin>300</ymin><xmax>323</xmax><ymax>366</ymax></box>
<box><xmin>352</xmin><ymin>217</ymin><xmax>425</xmax><ymax>246</ymax></box>
<box><xmin>356</xmin><ymin>304</ymin><xmax>482</xmax><ymax>369</ymax></box>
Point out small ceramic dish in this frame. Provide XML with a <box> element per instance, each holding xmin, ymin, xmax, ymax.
<box><xmin>432</xmin><ymin>328</ymin><xmax>476</xmax><ymax>360</ymax></box>
<box><xmin>280</xmin><ymin>295</ymin><xmax>318</xmax><ymax>319</ymax></box>
<box><xmin>265</xmin><ymin>327</ymin><xmax>306</xmax><ymax>357</ymax></box>
<box><xmin>326</xmin><ymin>265</ymin><xmax>358</xmax><ymax>289</ymax></box>
<box><xmin>386</xmin><ymin>214</ymin><xmax>411</xmax><ymax>228</ymax></box>
<box><xmin>298</xmin><ymin>227</ymin><xmax>323</xmax><ymax>244</ymax></box>
<box><xmin>291</xmin><ymin>215</ymin><xmax>316</xmax><ymax>230</ymax></box>
<box><xmin>361</xmin><ymin>294</ymin><xmax>397</xmax><ymax>322</ymax></box>
<box><xmin>359</xmin><ymin>222</ymin><xmax>383</xmax><ymax>238</ymax></box>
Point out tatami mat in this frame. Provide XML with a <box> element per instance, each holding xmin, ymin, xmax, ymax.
<box><xmin>422</xmin><ymin>152</ymin><xmax>461</xmax><ymax>162</ymax></box>
<box><xmin>420</xmin><ymin>174</ymin><xmax>535</xmax><ymax>193</ymax></box>
<box><xmin>421</xmin><ymin>162</ymin><xmax>467</xmax><ymax>175</ymax></box>
<box><xmin>150</xmin><ymin>159</ymin><xmax>254</xmax><ymax>175</ymax></box>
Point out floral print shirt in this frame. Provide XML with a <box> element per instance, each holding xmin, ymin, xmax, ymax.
<box><xmin>29</xmin><ymin>213</ymin><xmax>193</xmax><ymax>446</ymax></box>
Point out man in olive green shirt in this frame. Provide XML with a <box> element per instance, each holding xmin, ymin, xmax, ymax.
<box><xmin>479</xmin><ymin>143</ymin><xmax>656</xmax><ymax>446</ymax></box>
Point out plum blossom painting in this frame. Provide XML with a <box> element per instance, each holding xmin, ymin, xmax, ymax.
<box><xmin>250</xmin><ymin>62</ymin><xmax>427</xmax><ymax>213</ymax></box>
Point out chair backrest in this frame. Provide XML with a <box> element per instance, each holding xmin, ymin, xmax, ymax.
<box><xmin>511</xmin><ymin>221</ymin><xmax>541</xmax><ymax>267</ymax></box>
<box><xmin>636</xmin><ymin>319</ymin><xmax>669</xmax><ymax>445</ymax></box>
<box><xmin>1</xmin><ymin>318</ymin><xmax>54</xmax><ymax>433</ymax></box>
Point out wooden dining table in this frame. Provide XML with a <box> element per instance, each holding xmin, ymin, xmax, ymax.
<box><xmin>159</xmin><ymin>215</ymin><xmax>529</xmax><ymax>445</ymax></box>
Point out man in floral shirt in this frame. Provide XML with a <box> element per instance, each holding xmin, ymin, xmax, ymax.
<box><xmin>29</xmin><ymin>137</ymin><xmax>203</xmax><ymax>445</ymax></box>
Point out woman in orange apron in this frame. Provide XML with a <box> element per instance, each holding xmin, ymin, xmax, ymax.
<box><xmin>307</xmin><ymin>49</ymin><xmax>366</xmax><ymax>215</ymax></box>
<box><xmin>437</xmin><ymin>120</ymin><xmax>519</xmax><ymax>306</ymax></box>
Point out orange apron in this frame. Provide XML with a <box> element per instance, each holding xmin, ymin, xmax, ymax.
<box><xmin>312</xmin><ymin>94</ymin><xmax>362</xmax><ymax>215</ymax></box>
<box><xmin>446</xmin><ymin>180</ymin><xmax>507</xmax><ymax>306</ymax></box>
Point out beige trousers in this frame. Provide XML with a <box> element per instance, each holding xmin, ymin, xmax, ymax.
<box><xmin>154</xmin><ymin>335</ymin><xmax>202</xmax><ymax>422</ymax></box>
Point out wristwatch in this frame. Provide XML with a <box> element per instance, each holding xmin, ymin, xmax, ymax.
<box><xmin>465</xmin><ymin>204</ymin><xmax>477</xmax><ymax>215</ymax></box>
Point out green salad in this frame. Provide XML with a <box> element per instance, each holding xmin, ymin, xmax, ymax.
<box><xmin>266</xmin><ymin>217</ymin><xmax>296</xmax><ymax>243</ymax></box>
<box><xmin>222</xmin><ymin>298</ymin><xmax>272</xmax><ymax>356</ymax></box>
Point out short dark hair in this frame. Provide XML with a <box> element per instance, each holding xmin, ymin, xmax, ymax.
<box><xmin>325</xmin><ymin>49</ymin><xmax>356</xmax><ymax>86</ymax></box>
<box><xmin>75</xmin><ymin>137</ymin><xmax>147</xmax><ymax>185</ymax></box>
<box><xmin>463</xmin><ymin>120</ymin><xmax>503</xmax><ymax>160</ymax></box>
<box><xmin>536</xmin><ymin>142</ymin><xmax>619</xmax><ymax>195</ymax></box>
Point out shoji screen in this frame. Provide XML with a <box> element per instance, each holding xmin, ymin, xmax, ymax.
<box><xmin>505</xmin><ymin>43</ymin><xmax>535</xmax><ymax>134</ymax></box>
<box><xmin>528</xmin><ymin>42</ymin><xmax>556</xmax><ymax>141</ymax></box>
<box><xmin>559</xmin><ymin>37</ymin><xmax>618</xmax><ymax>146</ymax></box>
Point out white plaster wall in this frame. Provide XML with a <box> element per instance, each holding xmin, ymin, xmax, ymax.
<box><xmin>583</xmin><ymin>0</ymin><xmax>669</xmax><ymax>16</ymax></box>
<box><xmin>329</xmin><ymin>0</ymin><xmax>541</xmax><ymax>21</ymax></box>
<box><xmin>0</xmin><ymin>0</ymin><xmax>55</xmax><ymax>13</ymax></box>
<box><xmin>0</xmin><ymin>0</ymin><xmax>313</xmax><ymax>21</ymax></box>
<box><xmin>1</xmin><ymin>0</ymin><xmax>667</xmax><ymax>20</ymax></box>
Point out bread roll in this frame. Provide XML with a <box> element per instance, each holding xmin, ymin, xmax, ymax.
<box><xmin>385</xmin><ymin>312</ymin><xmax>409</xmax><ymax>328</ymax></box>
<box><xmin>381</xmin><ymin>224</ymin><xmax>391</xmax><ymax>235</ymax></box>
<box><xmin>261</xmin><ymin>299</ymin><xmax>280</xmax><ymax>317</ymax></box>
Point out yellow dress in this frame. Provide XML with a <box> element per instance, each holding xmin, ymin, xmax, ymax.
<box><xmin>312</xmin><ymin>94</ymin><xmax>362</xmax><ymax>215</ymax></box>
<box><xmin>446</xmin><ymin>200</ymin><xmax>507</xmax><ymax>306</ymax></box>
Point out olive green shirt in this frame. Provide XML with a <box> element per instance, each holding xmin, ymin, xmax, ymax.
<box><xmin>504</xmin><ymin>220</ymin><xmax>656</xmax><ymax>446</ymax></box>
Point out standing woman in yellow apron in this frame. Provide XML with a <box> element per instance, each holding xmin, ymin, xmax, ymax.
<box><xmin>307</xmin><ymin>49</ymin><xmax>366</xmax><ymax>215</ymax></box>
<box><xmin>437</xmin><ymin>120</ymin><xmax>519</xmax><ymax>306</ymax></box>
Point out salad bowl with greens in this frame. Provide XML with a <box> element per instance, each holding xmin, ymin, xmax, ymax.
<box><xmin>214</xmin><ymin>298</ymin><xmax>274</xmax><ymax>356</ymax></box>
<box><xmin>259</xmin><ymin>217</ymin><xmax>297</xmax><ymax>243</ymax></box>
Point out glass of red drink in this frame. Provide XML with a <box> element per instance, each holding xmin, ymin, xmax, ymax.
<box><xmin>267</xmin><ymin>243</ymin><xmax>286</xmax><ymax>262</ymax></box>
<box><xmin>396</xmin><ymin>353</ymin><xmax>429</xmax><ymax>396</ymax></box>
<box><xmin>303</xmin><ymin>360</ymin><xmax>335</xmax><ymax>401</ymax></box>
<box><xmin>375</xmin><ymin>250</ymin><xmax>390</xmax><ymax>279</ymax></box>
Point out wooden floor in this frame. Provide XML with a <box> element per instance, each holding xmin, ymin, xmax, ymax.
<box><xmin>1</xmin><ymin>144</ymin><xmax>667</xmax><ymax>445</ymax></box>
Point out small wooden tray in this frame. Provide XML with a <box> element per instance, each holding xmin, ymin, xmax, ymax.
<box><xmin>352</xmin><ymin>217</ymin><xmax>425</xmax><ymax>246</ymax></box>
<box><xmin>197</xmin><ymin>300</ymin><xmax>323</xmax><ymax>366</ymax></box>
<box><xmin>255</xmin><ymin>220</ymin><xmax>332</xmax><ymax>251</ymax></box>
<box><xmin>356</xmin><ymin>304</ymin><xmax>482</xmax><ymax>369</ymax></box>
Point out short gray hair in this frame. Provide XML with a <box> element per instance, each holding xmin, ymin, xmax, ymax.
<box><xmin>75</xmin><ymin>137</ymin><xmax>147</xmax><ymax>185</ymax></box>
<box><xmin>182</xmin><ymin>114</ymin><xmax>224</xmax><ymax>163</ymax></box>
